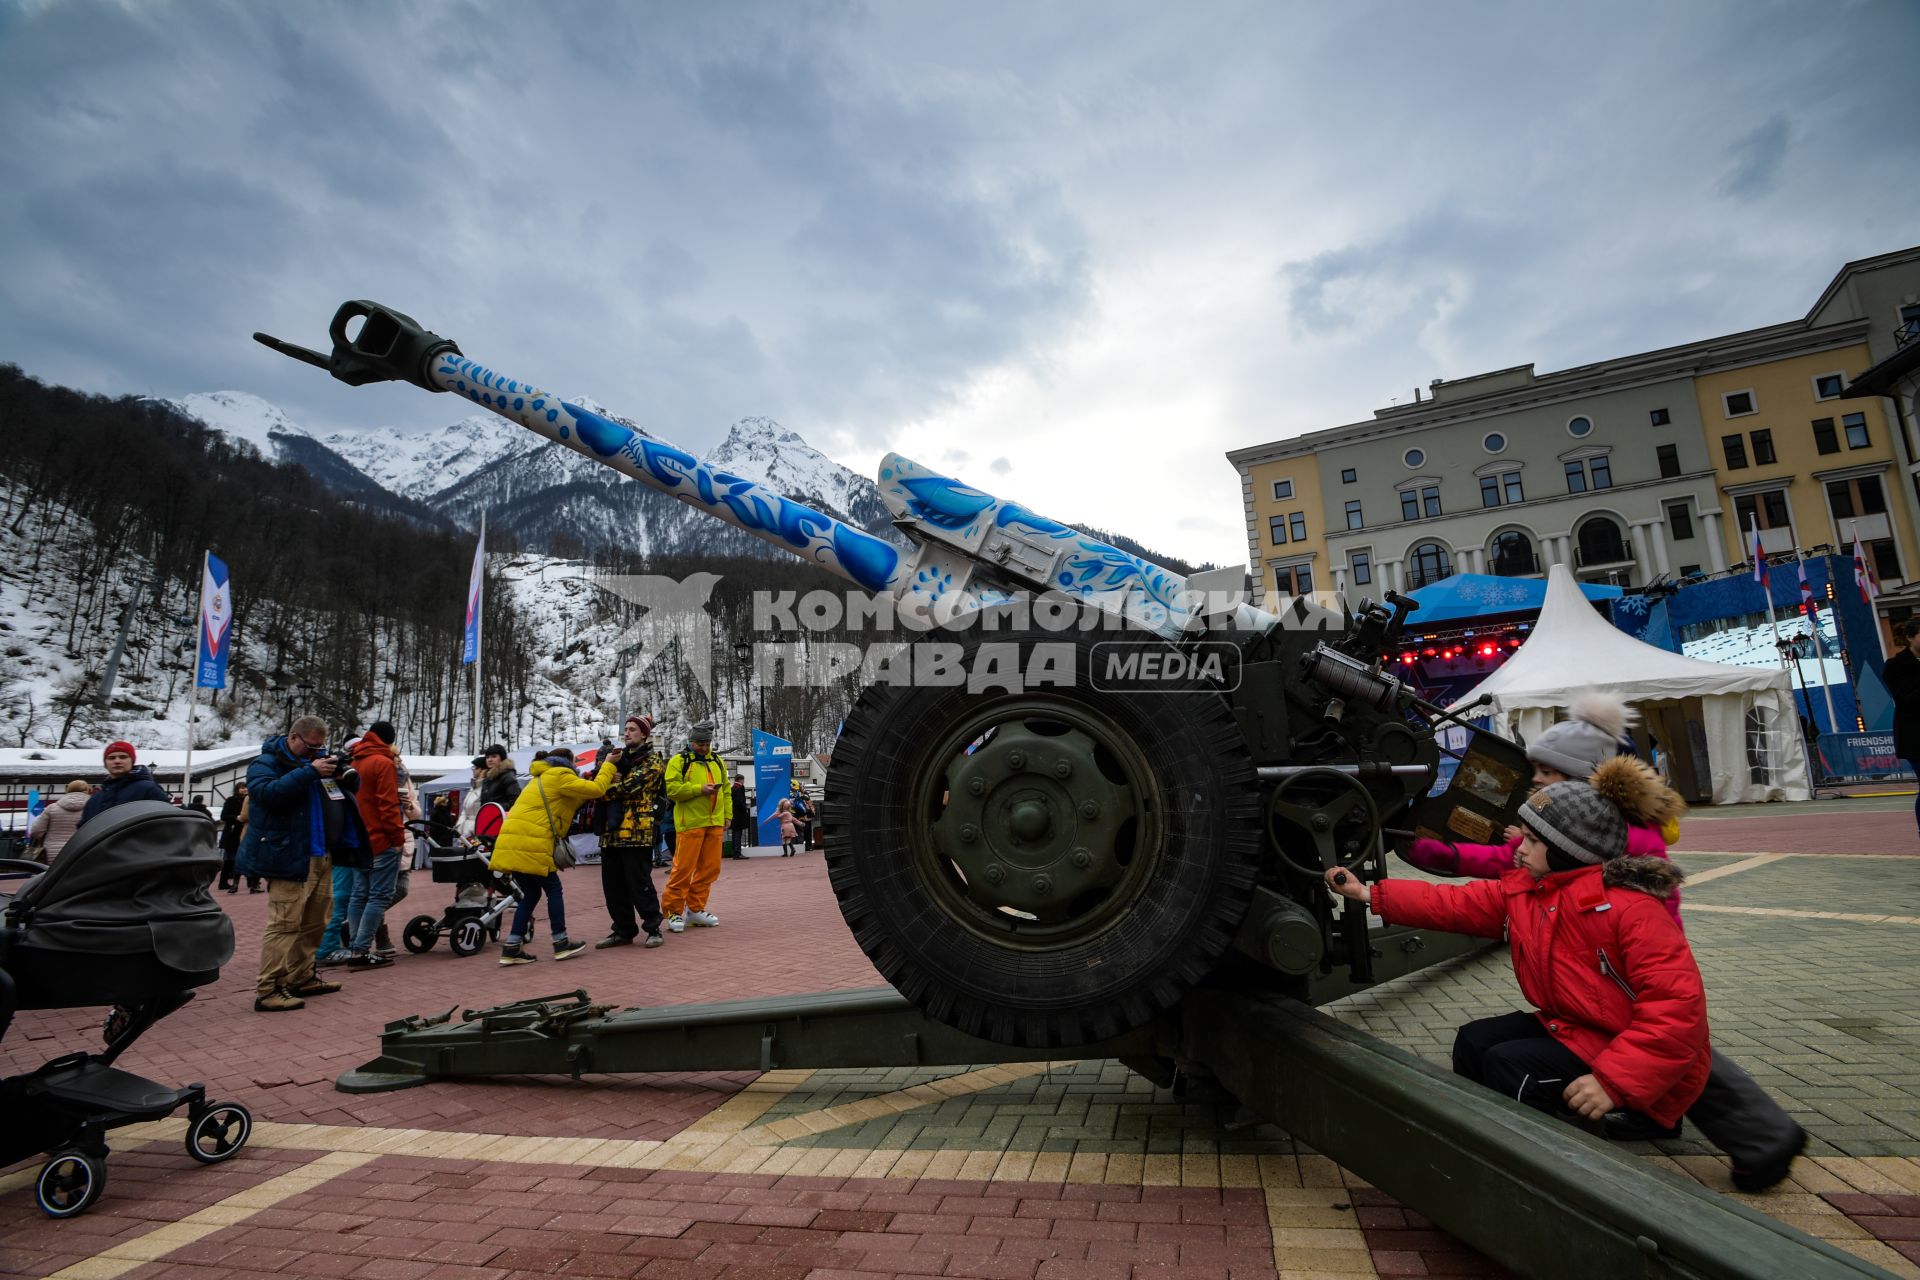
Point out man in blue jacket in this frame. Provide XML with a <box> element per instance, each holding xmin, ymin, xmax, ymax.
<box><xmin>237</xmin><ymin>715</ymin><xmax>371</xmax><ymax>1012</ymax></box>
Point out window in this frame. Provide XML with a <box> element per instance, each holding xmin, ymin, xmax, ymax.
<box><xmin>1812</xmin><ymin>418</ymin><xmax>1839</xmax><ymax>454</ymax></box>
<box><xmin>1722</xmin><ymin>434</ymin><xmax>1748</xmax><ymax>469</ymax></box>
<box><xmin>1274</xmin><ymin>564</ymin><xmax>1314</xmax><ymax>595</ymax></box>
<box><xmin>1564</xmin><ymin>460</ymin><xmax>1587</xmax><ymax>493</ymax></box>
<box><xmin>1269</xmin><ymin>515</ymin><xmax>1288</xmax><ymax>545</ymax></box>
<box><xmin>1480</xmin><ymin>475</ymin><xmax>1500</xmax><ymax>508</ymax></box>
<box><xmin>1827</xmin><ymin>475</ymin><xmax>1888</xmax><ymax>520</ymax></box>
<box><xmin>1479</xmin><ymin>471</ymin><xmax>1524</xmax><ymax>508</ymax></box>
<box><xmin>1504</xmin><ymin>473</ymin><xmax>1523</xmax><ymax>503</ymax></box>
<box><xmin>1289</xmin><ymin>512</ymin><xmax>1307</xmax><ymax>542</ymax></box>
<box><xmin>1871</xmin><ymin>539</ymin><xmax>1901</xmax><ymax>582</ymax></box>
<box><xmin>1422</xmin><ymin>485</ymin><xmax>1441</xmax><ymax>517</ymax></box>
<box><xmin>1565</xmin><ymin>458</ymin><xmax>1608</xmax><ymax>491</ymax></box>
<box><xmin>1750</xmin><ymin>429</ymin><xmax>1776</xmax><ymax>466</ymax></box>
<box><xmin>1665</xmin><ymin>502</ymin><xmax>1694</xmax><ymax>541</ymax></box>
<box><xmin>1401</xmin><ymin>490</ymin><xmax>1419</xmax><ymax>521</ymax></box>
<box><xmin>1745</xmin><ymin>705</ymin><xmax>1773</xmax><ymax>786</ymax></box>
<box><xmin>1576</xmin><ymin>517</ymin><xmax>1629</xmax><ymax>568</ymax></box>
<box><xmin>1589</xmin><ymin>456</ymin><xmax>1612</xmax><ymax>489</ymax></box>
<box><xmin>1734</xmin><ymin>490</ymin><xmax>1790</xmax><ymax>531</ymax></box>
<box><xmin>1900</xmin><ymin>303</ymin><xmax>1920</xmax><ymax>338</ymax></box>
<box><xmin>1404</xmin><ymin>448</ymin><xmax>1426</xmax><ymax>468</ymax></box>
<box><xmin>1656</xmin><ymin>443</ymin><xmax>1681</xmax><ymax>478</ymax></box>
<box><xmin>1341</xmin><ymin>468</ymin><xmax>1357</xmax><ymax>484</ymax></box>
<box><xmin>1680</xmin><ymin>564</ymin><xmax>1702</xmax><ymax>578</ymax></box>
<box><xmin>1489</xmin><ymin>530</ymin><xmax>1537</xmax><ymax>577</ymax></box>
<box><xmin>1271</xmin><ymin>479</ymin><xmax>1293</xmax><ymax>500</ymax></box>
<box><xmin>1567</xmin><ymin>415</ymin><xmax>1593</xmax><ymax>438</ymax></box>
<box><xmin>1409</xmin><ymin>542</ymin><xmax>1452</xmax><ymax>588</ymax></box>
<box><xmin>1483</xmin><ymin>432</ymin><xmax>1506</xmax><ymax>453</ymax></box>
<box><xmin>1650</xmin><ymin>407</ymin><xmax>1671</xmax><ymax>426</ymax></box>
<box><xmin>1813</xmin><ymin>373</ymin><xmax>1845</xmax><ymax>400</ymax></box>
<box><xmin>1344</xmin><ymin>499</ymin><xmax>1364</xmax><ymax>530</ymax></box>
<box><xmin>1724</xmin><ymin>390</ymin><xmax>1756</xmax><ymax>417</ymax></box>
<box><xmin>1844</xmin><ymin>412</ymin><xmax>1870</xmax><ymax>449</ymax></box>
<box><xmin>1350</xmin><ymin>552</ymin><xmax>1372</xmax><ymax>585</ymax></box>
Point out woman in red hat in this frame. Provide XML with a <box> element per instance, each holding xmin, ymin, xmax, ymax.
<box><xmin>81</xmin><ymin>740</ymin><xmax>170</xmax><ymax>824</ymax></box>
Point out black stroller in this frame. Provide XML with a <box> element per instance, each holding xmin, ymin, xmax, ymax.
<box><xmin>0</xmin><ymin>801</ymin><xmax>251</xmax><ymax>1218</ymax></box>
<box><xmin>399</xmin><ymin>819</ymin><xmax>529</xmax><ymax>957</ymax></box>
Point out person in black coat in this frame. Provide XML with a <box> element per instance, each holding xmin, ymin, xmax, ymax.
<box><xmin>81</xmin><ymin>740</ymin><xmax>170</xmax><ymax>824</ymax></box>
<box><xmin>1883</xmin><ymin>621</ymin><xmax>1920</xmax><ymax>837</ymax></box>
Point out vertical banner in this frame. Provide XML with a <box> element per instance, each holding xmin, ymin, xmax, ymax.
<box><xmin>462</xmin><ymin>522</ymin><xmax>485</xmax><ymax>665</ymax></box>
<box><xmin>753</xmin><ymin>729</ymin><xmax>793</xmax><ymax>845</ymax></box>
<box><xmin>197</xmin><ymin>552</ymin><xmax>232</xmax><ymax>689</ymax></box>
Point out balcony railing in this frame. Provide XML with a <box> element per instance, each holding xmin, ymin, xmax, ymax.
<box><xmin>1573</xmin><ymin>545</ymin><xmax>1633</xmax><ymax>569</ymax></box>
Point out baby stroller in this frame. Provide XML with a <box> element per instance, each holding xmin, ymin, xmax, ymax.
<box><xmin>399</xmin><ymin>819</ymin><xmax>529</xmax><ymax>957</ymax></box>
<box><xmin>0</xmin><ymin>801</ymin><xmax>250</xmax><ymax>1218</ymax></box>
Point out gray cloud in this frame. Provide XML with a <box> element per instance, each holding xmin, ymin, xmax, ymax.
<box><xmin>989</xmin><ymin>457</ymin><xmax>1012</xmax><ymax>476</ymax></box>
<box><xmin>1719</xmin><ymin>114</ymin><xmax>1793</xmax><ymax>200</ymax></box>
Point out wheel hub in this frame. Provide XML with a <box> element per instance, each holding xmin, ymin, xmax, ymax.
<box><xmin>931</xmin><ymin>721</ymin><xmax>1135</xmax><ymax>921</ymax></box>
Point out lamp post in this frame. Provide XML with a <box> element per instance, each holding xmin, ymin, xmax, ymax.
<box><xmin>733</xmin><ymin>639</ymin><xmax>753</xmax><ymax>760</ymax></box>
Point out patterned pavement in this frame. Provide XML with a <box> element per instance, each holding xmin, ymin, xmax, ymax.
<box><xmin>4</xmin><ymin>810</ymin><xmax>1920</xmax><ymax>1280</ymax></box>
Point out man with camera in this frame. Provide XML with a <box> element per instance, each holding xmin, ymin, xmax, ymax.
<box><xmin>237</xmin><ymin>715</ymin><xmax>375</xmax><ymax>1012</ymax></box>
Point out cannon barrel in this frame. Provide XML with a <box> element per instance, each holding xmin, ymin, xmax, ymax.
<box><xmin>256</xmin><ymin>300</ymin><xmax>1270</xmax><ymax>639</ymax></box>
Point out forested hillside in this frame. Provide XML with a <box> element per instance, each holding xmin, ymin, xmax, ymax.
<box><xmin>0</xmin><ymin>364</ymin><xmax>538</xmax><ymax>750</ymax></box>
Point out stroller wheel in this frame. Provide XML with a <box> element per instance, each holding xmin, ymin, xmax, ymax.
<box><xmin>449</xmin><ymin>917</ymin><xmax>488</xmax><ymax>956</ymax></box>
<box><xmin>36</xmin><ymin>1151</ymin><xmax>106</xmax><ymax>1218</ymax></box>
<box><xmin>186</xmin><ymin>1102</ymin><xmax>253</xmax><ymax>1164</ymax></box>
<box><xmin>402</xmin><ymin>915</ymin><xmax>440</xmax><ymax>954</ymax></box>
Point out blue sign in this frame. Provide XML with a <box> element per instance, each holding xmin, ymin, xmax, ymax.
<box><xmin>1814</xmin><ymin>732</ymin><xmax>1914</xmax><ymax>783</ymax></box>
<box><xmin>752</xmin><ymin>729</ymin><xmax>793</xmax><ymax>845</ymax></box>
<box><xmin>197</xmin><ymin>553</ymin><xmax>232</xmax><ymax>689</ymax></box>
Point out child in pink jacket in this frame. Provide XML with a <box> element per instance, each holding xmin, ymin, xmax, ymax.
<box><xmin>1407</xmin><ymin>693</ymin><xmax>1686</xmax><ymax>927</ymax></box>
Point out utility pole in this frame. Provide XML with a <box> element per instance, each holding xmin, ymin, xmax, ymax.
<box><xmin>96</xmin><ymin>574</ymin><xmax>155</xmax><ymax>707</ymax></box>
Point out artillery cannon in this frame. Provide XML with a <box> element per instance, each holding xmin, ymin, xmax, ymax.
<box><xmin>257</xmin><ymin>300</ymin><xmax>1526</xmax><ymax>1051</ymax></box>
<box><xmin>253</xmin><ymin>305</ymin><xmax>1890</xmax><ymax>1280</ymax></box>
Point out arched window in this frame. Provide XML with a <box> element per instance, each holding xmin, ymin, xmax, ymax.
<box><xmin>1409</xmin><ymin>542</ymin><xmax>1452</xmax><ymax>588</ymax></box>
<box><xmin>1576</xmin><ymin>516</ymin><xmax>1629</xmax><ymax>568</ymax></box>
<box><xmin>1489</xmin><ymin>530</ymin><xmax>1538</xmax><ymax>577</ymax></box>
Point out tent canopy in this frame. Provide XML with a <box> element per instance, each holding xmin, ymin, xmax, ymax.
<box><xmin>1405</xmin><ymin>572</ymin><xmax>1621</xmax><ymax>627</ymax></box>
<box><xmin>1449</xmin><ymin>565</ymin><xmax>1808</xmax><ymax>805</ymax></box>
<box><xmin>1449</xmin><ymin>566</ymin><xmax>1786</xmax><ymax>711</ymax></box>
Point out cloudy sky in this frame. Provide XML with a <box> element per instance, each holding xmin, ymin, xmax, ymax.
<box><xmin>3</xmin><ymin>0</ymin><xmax>1916</xmax><ymax>566</ymax></box>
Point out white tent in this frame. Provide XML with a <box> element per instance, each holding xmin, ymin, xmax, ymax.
<box><xmin>1450</xmin><ymin>565</ymin><xmax>1810</xmax><ymax>804</ymax></box>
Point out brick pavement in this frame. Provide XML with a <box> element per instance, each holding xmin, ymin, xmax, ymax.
<box><xmin>5</xmin><ymin>836</ymin><xmax>1920</xmax><ymax>1278</ymax></box>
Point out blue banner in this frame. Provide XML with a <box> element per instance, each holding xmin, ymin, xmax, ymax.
<box><xmin>753</xmin><ymin>730</ymin><xmax>793</xmax><ymax>845</ymax></box>
<box><xmin>27</xmin><ymin>787</ymin><xmax>42</xmax><ymax>818</ymax></box>
<box><xmin>197</xmin><ymin>552</ymin><xmax>232</xmax><ymax>689</ymax></box>
<box><xmin>1813</xmin><ymin>732</ymin><xmax>1914</xmax><ymax>783</ymax></box>
<box><xmin>462</xmin><ymin>525</ymin><xmax>484</xmax><ymax>665</ymax></box>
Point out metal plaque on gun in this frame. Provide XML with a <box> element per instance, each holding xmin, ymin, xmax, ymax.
<box><xmin>1407</xmin><ymin>727</ymin><xmax>1533</xmax><ymax>854</ymax></box>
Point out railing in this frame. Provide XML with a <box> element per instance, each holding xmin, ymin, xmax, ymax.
<box><xmin>1896</xmin><ymin>318</ymin><xmax>1919</xmax><ymax>349</ymax></box>
<box><xmin>1573</xmin><ymin>545</ymin><xmax>1632</xmax><ymax>569</ymax></box>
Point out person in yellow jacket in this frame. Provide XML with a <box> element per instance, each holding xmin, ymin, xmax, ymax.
<box><xmin>661</xmin><ymin>722</ymin><xmax>731</xmax><ymax>932</ymax></box>
<box><xmin>489</xmin><ymin>746</ymin><xmax>618</xmax><ymax>964</ymax></box>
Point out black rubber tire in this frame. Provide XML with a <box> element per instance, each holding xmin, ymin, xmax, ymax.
<box><xmin>824</xmin><ymin>624</ymin><xmax>1260</xmax><ymax>1048</ymax></box>
<box><xmin>449</xmin><ymin>917</ymin><xmax>487</xmax><ymax>957</ymax></box>
<box><xmin>402</xmin><ymin>915</ymin><xmax>439</xmax><ymax>954</ymax></box>
<box><xmin>185</xmin><ymin>1102</ymin><xmax>252</xmax><ymax>1164</ymax></box>
<box><xmin>36</xmin><ymin>1151</ymin><xmax>105</xmax><ymax>1218</ymax></box>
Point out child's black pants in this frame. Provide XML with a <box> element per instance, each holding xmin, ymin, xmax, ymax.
<box><xmin>1453</xmin><ymin>1011</ymin><xmax>1593</xmax><ymax>1115</ymax></box>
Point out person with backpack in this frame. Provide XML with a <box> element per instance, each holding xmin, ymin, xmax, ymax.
<box><xmin>661</xmin><ymin>723</ymin><xmax>730</xmax><ymax>932</ymax></box>
<box><xmin>595</xmin><ymin>715</ymin><xmax>667</xmax><ymax>950</ymax></box>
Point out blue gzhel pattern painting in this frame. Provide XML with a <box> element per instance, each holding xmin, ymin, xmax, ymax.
<box><xmin>431</xmin><ymin>356</ymin><xmax>904</xmax><ymax>595</ymax></box>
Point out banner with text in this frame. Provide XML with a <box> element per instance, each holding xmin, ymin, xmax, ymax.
<box><xmin>753</xmin><ymin>729</ymin><xmax>793</xmax><ymax>845</ymax></box>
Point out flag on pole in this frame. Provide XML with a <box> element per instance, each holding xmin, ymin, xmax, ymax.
<box><xmin>1797</xmin><ymin>558</ymin><xmax>1813</xmax><ymax>612</ymax></box>
<box><xmin>1853</xmin><ymin>534</ymin><xmax>1881</xmax><ymax>603</ymax></box>
<box><xmin>197</xmin><ymin>552</ymin><xmax>232</xmax><ymax>689</ymax></box>
<box><xmin>462</xmin><ymin>523</ymin><xmax>485</xmax><ymax>665</ymax></box>
<box><xmin>1751</xmin><ymin>525</ymin><xmax>1768</xmax><ymax>589</ymax></box>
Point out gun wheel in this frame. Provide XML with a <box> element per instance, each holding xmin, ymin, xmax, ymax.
<box><xmin>824</xmin><ymin>625</ymin><xmax>1260</xmax><ymax>1048</ymax></box>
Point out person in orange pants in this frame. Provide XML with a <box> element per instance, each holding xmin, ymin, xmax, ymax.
<box><xmin>661</xmin><ymin>722</ymin><xmax>732</xmax><ymax>931</ymax></box>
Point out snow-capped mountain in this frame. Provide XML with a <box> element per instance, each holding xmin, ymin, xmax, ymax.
<box><xmin>167</xmin><ymin>390</ymin><xmax>898</xmax><ymax>563</ymax></box>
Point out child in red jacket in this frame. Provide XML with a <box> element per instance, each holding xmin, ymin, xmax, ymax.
<box><xmin>1405</xmin><ymin>694</ymin><xmax>1686</xmax><ymax>928</ymax></box>
<box><xmin>1328</xmin><ymin>755</ymin><xmax>1711</xmax><ymax>1135</ymax></box>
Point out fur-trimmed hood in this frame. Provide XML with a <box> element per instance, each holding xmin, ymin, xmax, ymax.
<box><xmin>1601</xmin><ymin>854</ymin><xmax>1686</xmax><ymax>900</ymax></box>
<box><xmin>483</xmin><ymin>759</ymin><xmax>518</xmax><ymax>783</ymax></box>
<box><xmin>1589</xmin><ymin>754</ymin><xmax>1686</xmax><ymax>832</ymax></box>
